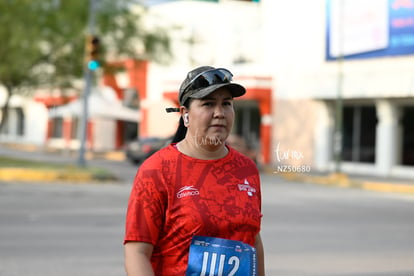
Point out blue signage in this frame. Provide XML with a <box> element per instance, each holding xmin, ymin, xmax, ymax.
<box><xmin>326</xmin><ymin>0</ymin><xmax>414</xmax><ymax>60</ymax></box>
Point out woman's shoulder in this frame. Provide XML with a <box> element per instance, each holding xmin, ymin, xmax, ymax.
<box><xmin>228</xmin><ymin>145</ymin><xmax>257</xmax><ymax>165</ymax></box>
<box><xmin>225</xmin><ymin>146</ymin><xmax>259</xmax><ymax>176</ymax></box>
<box><xmin>139</xmin><ymin>144</ymin><xmax>178</xmax><ymax>168</ymax></box>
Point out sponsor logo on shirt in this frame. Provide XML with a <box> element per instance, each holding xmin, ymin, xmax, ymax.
<box><xmin>238</xmin><ymin>179</ymin><xmax>256</xmax><ymax>196</ymax></box>
<box><xmin>177</xmin><ymin>185</ymin><xmax>200</xmax><ymax>199</ymax></box>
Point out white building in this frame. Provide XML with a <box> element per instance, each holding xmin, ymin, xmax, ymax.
<box><xmin>0</xmin><ymin>88</ymin><xmax>48</xmax><ymax>145</ymax></box>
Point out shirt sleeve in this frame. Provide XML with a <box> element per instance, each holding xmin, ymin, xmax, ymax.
<box><xmin>124</xmin><ymin>164</ymin><xmax>166</xmax><ymax>245</ymax></box>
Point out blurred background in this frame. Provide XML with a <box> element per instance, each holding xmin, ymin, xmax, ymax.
<box><xmin>1</xmin><ymin>0</ymin><xmax>414</xmax><ymax>179</ymax></box>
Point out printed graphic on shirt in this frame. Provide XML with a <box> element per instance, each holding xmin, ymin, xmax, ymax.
<box><xmin>238</xmin><ymin>179</ymin><xmax>256</xmax><ymax>197</ymax></box>
<box><xmin>177</xmin><ymin>185</ymin><xmax>200</xmax><ymax>198</ymax></box>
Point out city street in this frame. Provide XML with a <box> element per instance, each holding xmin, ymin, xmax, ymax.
<box><xmin>3</xmin><ymin>1</ymin><xmax>414</xmax><ymax>275</ymax></box>
<box><xmin>1</xmin><ymin>163</ymin><xmax>414</xmax><ymax>275</ymax></box>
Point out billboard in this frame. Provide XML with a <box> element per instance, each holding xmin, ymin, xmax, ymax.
<box><xmin>326</xmin><ymin>0</ymin><xmax>414</xmax><ymax>60</ymax></box>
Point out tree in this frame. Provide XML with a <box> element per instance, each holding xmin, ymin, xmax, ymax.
<box><xmin>0</xmin><ymin>0</ymin><xmax>172</xmax><ymax>131</ymax></box>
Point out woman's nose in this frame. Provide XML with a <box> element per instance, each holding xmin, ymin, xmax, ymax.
<box><xmin>213</xmin><ymin>105</ymin><xmax>225</xmax><ymax>118</ymax></box>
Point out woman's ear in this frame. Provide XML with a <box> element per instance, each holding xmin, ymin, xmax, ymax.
<box><xmin>180</xmin><ymin>106</ymin><xmax>189</xmax><ymax>127</ymax></box>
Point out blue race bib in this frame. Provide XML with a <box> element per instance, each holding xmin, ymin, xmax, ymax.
<box><xmin>186</xmin><ymin>236</ymin><xmax>257</xmax><ymax>276</ymax></box>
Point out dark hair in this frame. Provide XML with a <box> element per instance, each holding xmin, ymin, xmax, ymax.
<box><xmin>171</xmin><ymin>99</ymin><xmax>190</xmax><ymax>143</ymax></box>
<box><xmin>171</xmin><ymin>117</ymin><xmax>186</xmax><ymax>143</ymax></box>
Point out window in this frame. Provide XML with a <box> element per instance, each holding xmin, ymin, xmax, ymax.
<box><xmin>234</xmin><ymin>100</ymin><xmax>260</xmax><ymax>149</ymax></box>
<box><xmin>0</xmin><ymin>110</ymin><xmax>10</xmax><ymax>134</ymax></box>
<box><xmin>71</xmin><ymin>118</ymin><xmax>79</xmax><ymax>139</ymax></box>
<box><xmin>51</xmin><ymin>118</ymin><xmax>63</xmax><ymax>138</ymax></box>
<box><xmin>342</xmin><ymin>105</ymin><xmax>377</xmax><ymax>163</ymax></box>
<box><xmin>402</xmin><ymin>106</ymin><xmax>414</xmax><ymax>166</ymax></box>
<box><xmin>124</xmin><ymin>121</ymin><xmax>138</xmax><ymax>142</ymax></box>
<box><xmin>0</xmin><ymin>107</ymin><xmax>25</xmax><ymax>136</ymax></box>
<box><xmin>16</xmin><ymin>108</ymin><xmax>24</xmax><ymax>136</ymax></box>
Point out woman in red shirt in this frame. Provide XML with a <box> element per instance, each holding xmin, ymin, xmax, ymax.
<box><xmin>124</xmin><ymin>66</ymin><xmax>265</xmax><ymax>276</ymax></box>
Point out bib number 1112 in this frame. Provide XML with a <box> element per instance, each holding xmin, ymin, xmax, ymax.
<box><xmin>200</xmin><ymin>252</ymin><xmax>240</xmax><ymax>276</ymax></box>
<box><xmin>186</xmin><ymin>236</ymin><xmax>256</xmax><ymax>276</ymax></box>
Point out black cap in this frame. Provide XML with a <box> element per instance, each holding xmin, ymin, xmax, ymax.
<box><xmin>178</xmin><ymin>66</ymin><xmax>246</xmax><ymax>106</ymax></box>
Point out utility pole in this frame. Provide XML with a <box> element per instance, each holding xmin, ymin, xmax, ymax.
<box><xmin>334</xmin><ymin>0</ymin><xmax>344</xmax><ymax>173</ymax></box>
<box><xmin>334</xmin><ymin>58</ymin><xmax>343</xmax><ymax>173</ymax></box>
<box><xmin>78</xmin><ymin>0</ymin><xmax>97</xmax><ymax>167</ymax></box>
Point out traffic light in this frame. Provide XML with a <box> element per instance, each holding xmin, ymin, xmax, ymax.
<box><xmin>86</xmin><ymin>35</ymin><xmax>101</xmax><ymax>71</ymax></box>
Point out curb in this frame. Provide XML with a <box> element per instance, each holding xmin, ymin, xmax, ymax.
<box><xmin>0</xmin><ymin>168</ymin><xmax>118</xmax><ymax>183</ymax></box>
<box><xmin>261</xmin><ymin>166</ymin><xmax>414</xmax><ymax>196</ymax></box>
<box><xmin>286</xmin><ymin>173</ymin><xmax>414</xmax><ymax>195</ymax></box>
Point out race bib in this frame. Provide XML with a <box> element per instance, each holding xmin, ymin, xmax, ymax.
<box><xmin>186</xmin><ymin>236</ymin><xmax>257</xmax><ymax>276</ymax></box>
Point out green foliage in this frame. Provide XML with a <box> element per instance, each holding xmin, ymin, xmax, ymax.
<box><xmin>0</xmin><ymin>0</ymin><xmax>172</xmax><ymax>91</ymax></box>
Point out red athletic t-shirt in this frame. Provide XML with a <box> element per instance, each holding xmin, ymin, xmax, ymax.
<box><xmin>124</xmin><ymin>144</ymin><xmax>262</xmax><ymax>275</ymax></box>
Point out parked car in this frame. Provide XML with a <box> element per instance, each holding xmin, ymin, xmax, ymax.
<box><xmin>125</xmin><ymin>136</ymin><xmax>172</xmax><ymax>164</ymax></box>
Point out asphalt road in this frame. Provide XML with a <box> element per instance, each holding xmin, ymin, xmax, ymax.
<box><xmin>260</xmin><ymin>173</ymin><xmax>414</xmax><ymax>276</ymax></box>
<box><xmin>1</xmin><ymin>170</ymin><xmax>414</xmax><ymax>276</ymax></box>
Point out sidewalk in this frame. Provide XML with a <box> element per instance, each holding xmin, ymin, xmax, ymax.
<box><xmin>0</xmin><ymin>142</ymin><xmax>124</xmax><ymax>183</ymax></box>
<box><xmin>0</xmin><ymin>142</ymin><xmax>126</xmax><ymax>162</ymax></box>
<box><xmin>264</xmin><ymin>167</ymin><xmax>414</xmax><ymax>196</ymax></box>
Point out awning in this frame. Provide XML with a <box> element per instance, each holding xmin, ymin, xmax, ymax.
<box><xmin>48</xmin><ymin>86</ymin><xmax>140</xmax><ymax>122</ymax></box>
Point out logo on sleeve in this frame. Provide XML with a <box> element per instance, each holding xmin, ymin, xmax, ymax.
<box><xmin>177</xmin><ymin>186</ymin><xmax>200</xmax><ymax>199</ymax></box>
<box><xmin>238</xmin><ymin>179</ymin><xmax>256</xmax><ymax>196</ymax></box>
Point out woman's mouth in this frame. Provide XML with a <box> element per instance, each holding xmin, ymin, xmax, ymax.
<box><xmin>210</xmin><ymin>124</ymin><xmax>225</xmax><ymax>128</ymax></box>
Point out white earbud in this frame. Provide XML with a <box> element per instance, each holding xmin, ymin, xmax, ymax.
<box><xmin>184</xmin><ymin>113</ymin><xmax>189</xmax><ymax>124</ymax></box>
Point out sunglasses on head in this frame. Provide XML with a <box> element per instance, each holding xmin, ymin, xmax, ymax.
<box><xmin>181</xmin><ymin>68</ymin><xmax>233</xmax><ymax>96</ymax></box>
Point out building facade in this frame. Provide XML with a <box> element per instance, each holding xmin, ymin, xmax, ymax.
<box><xmin>144</xmin><ymin>0</ymin><xmax>414</xmax><ymax>178</ymax></box>
<box><xmin>263</xmin><ymin>0</ymin><xmax>414</xmax><ymax>178</ymax></box>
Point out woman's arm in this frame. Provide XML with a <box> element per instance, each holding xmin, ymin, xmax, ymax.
<box><xmin>124</xmin><ymin>242</ymin><xmax>155</xmax><ymax>276</ymax></box>
<box><xmin>255</xmin><ymin>233</ymin><xmax>265</xmax><ymax>276</ymax></box>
